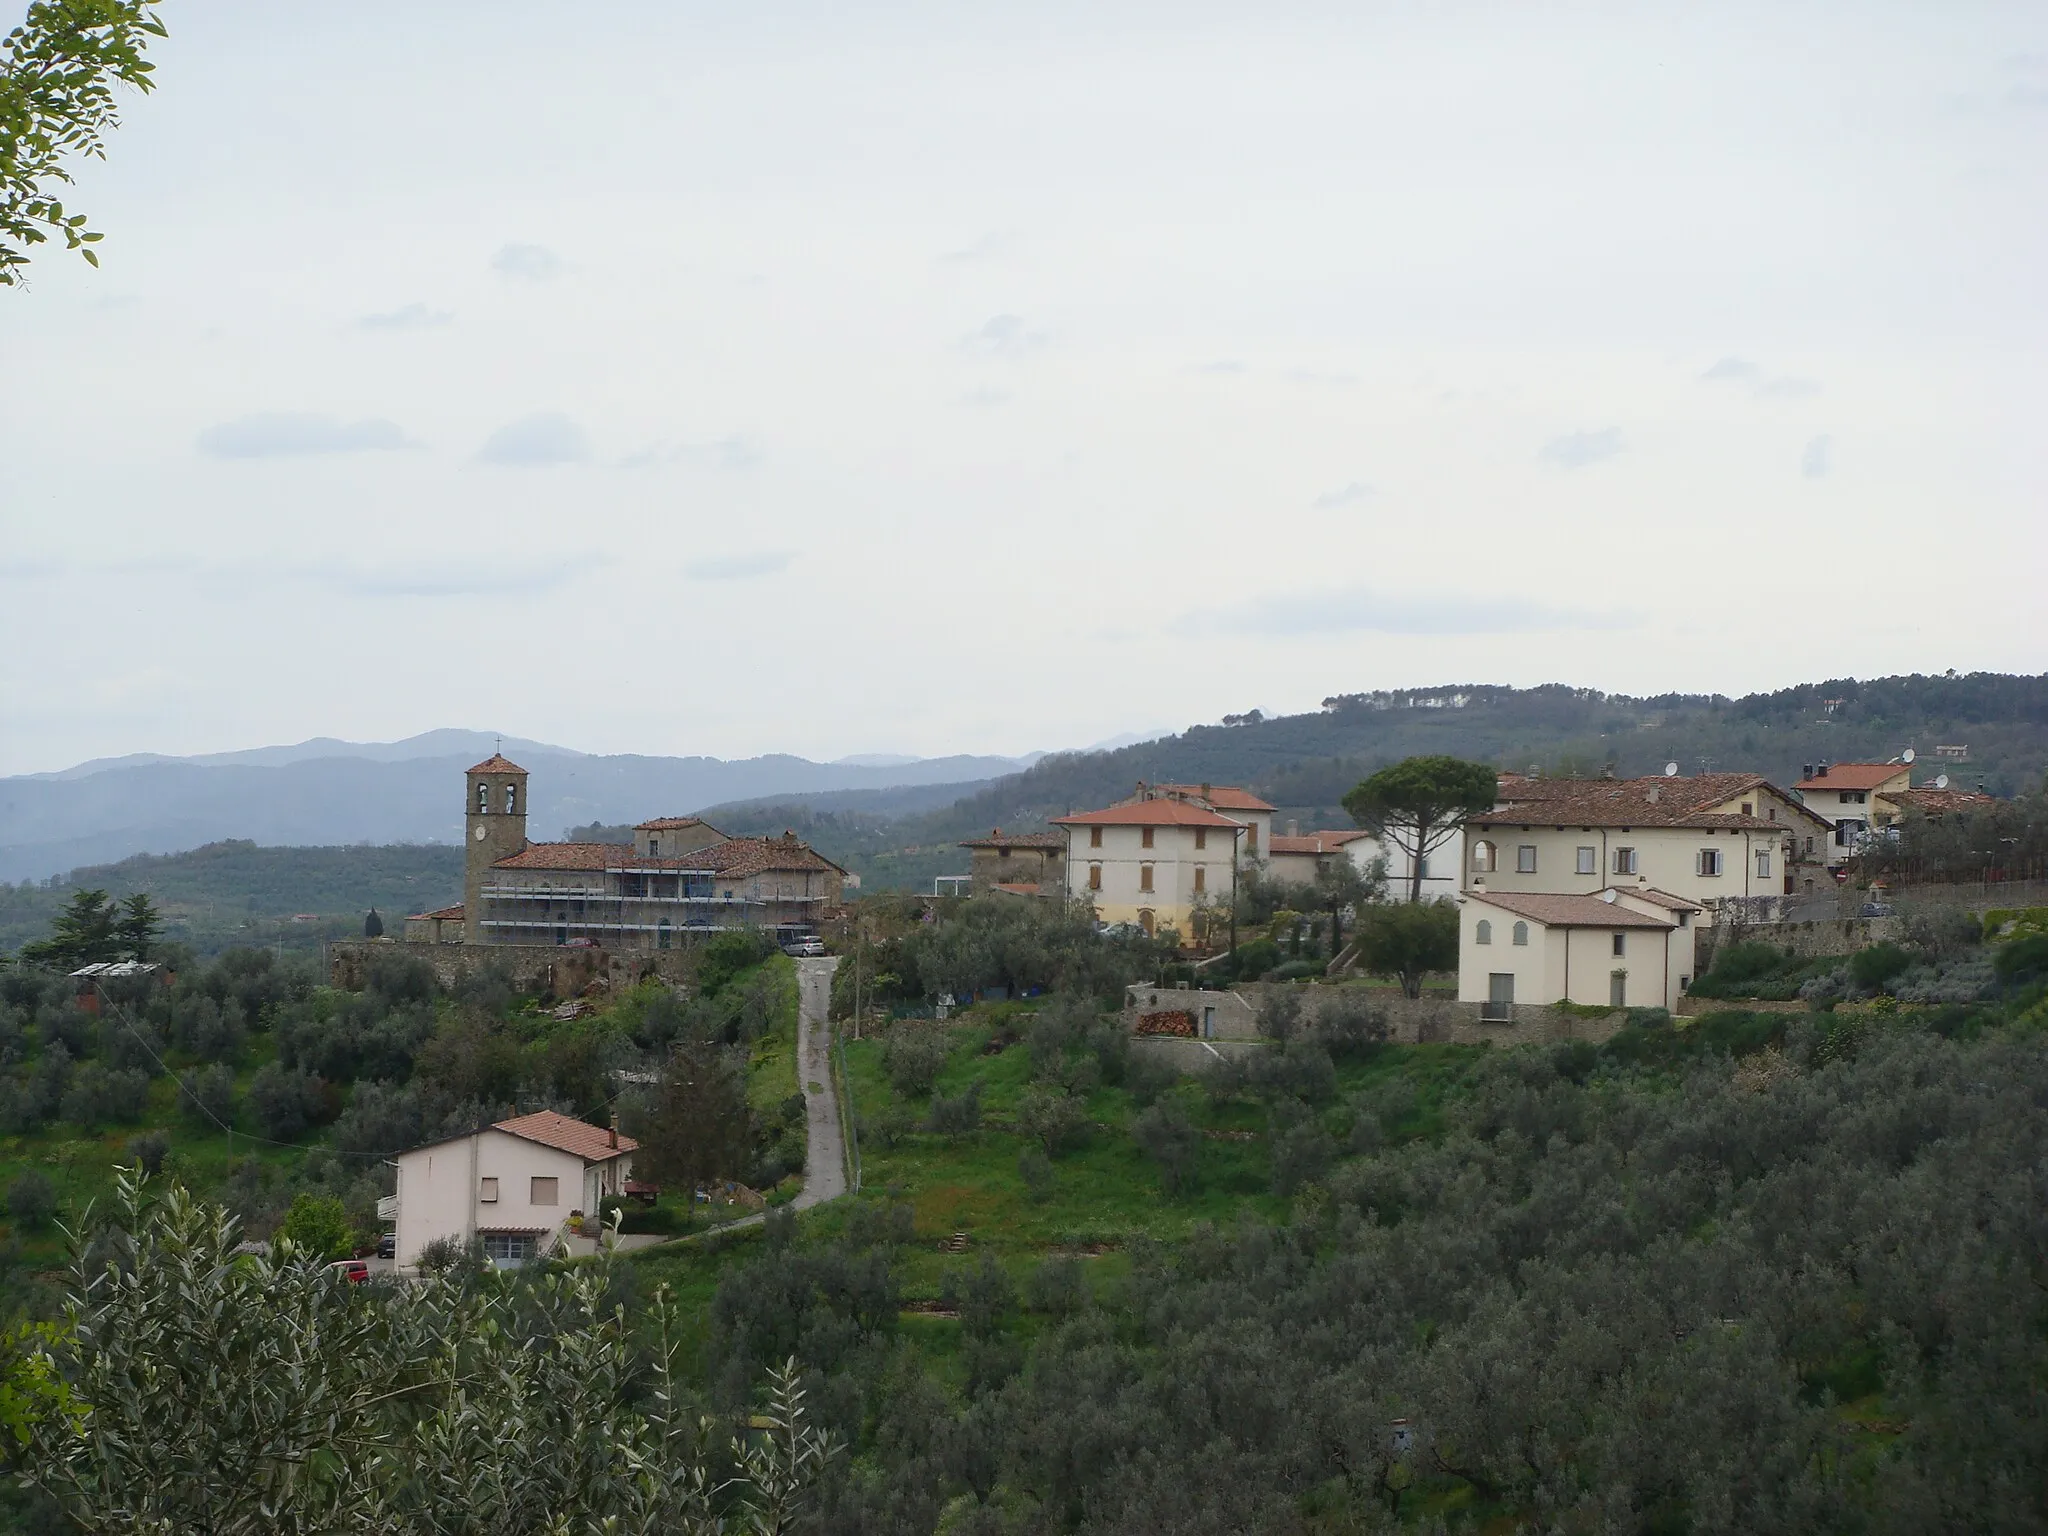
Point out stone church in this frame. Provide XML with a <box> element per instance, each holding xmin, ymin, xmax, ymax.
<box><xmin>403</xmin><ymin>754</ymin><xmax>846</xmax><ymax>951</ymax></box>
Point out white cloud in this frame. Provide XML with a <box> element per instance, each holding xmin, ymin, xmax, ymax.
<box><xmin>197</xmin><ymin>414</ymin><xmax>416</xmax><ymax>458</ymax></box>
<box><xmin>477</xmin><ymin>413</ymin><xmax>590</xmax><ymax>466</ymax></box>
<box><xmin>685</xmin><ymin>551</ymin><xmax>794</xmax><ymax>581</ymax></box>
<box><xmin>1540</xmin><ymin>429</ymin><xmax>1624</xmax><ymax>469</ymax></box>
<box><xmin>1701</xmin><ymin>356</ymin><xmax>1821</xmax><ymax>399</ymax></box>
<box><xmin>491</xmin><ymin>243</ymin><xmax>565</xmax><ymax>281</ymax></box>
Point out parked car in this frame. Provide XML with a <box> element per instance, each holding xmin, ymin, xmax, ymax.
<box><xmin>330</xmin><ymin>1259</ymin><xmax>369</xmax><ymax>1284</ymax></box>
<box><xmin>376</xmin><ymin>1232</ymin><xmax>395</xmax><ymax>1259</ymax></box>
<box><xmin>1859</xmin><ymin>901</ymin><xmax>1895</xmax><ymax>918</ymax></box>
<box><xmin>782</xmin><ymin>937</ymin><xmax>827</xmax><ymax>957</ymax></box>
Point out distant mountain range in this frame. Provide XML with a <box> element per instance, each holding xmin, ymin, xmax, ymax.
<box><xmin>0</xmin><ymin>731</ymin><xmax>1037</xmax><ymax>883</ymax></box>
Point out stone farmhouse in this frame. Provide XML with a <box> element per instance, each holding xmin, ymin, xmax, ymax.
<box><xmin>404</xmin><ymin>755</ymin><xmax>845</xmax><ymax>951</ymax></box>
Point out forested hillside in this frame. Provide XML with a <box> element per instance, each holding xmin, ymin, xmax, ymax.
<box><xmin>686</xmin><ymin>673</ymin><xmax>2048</xmax><ymax>888</ymax></box>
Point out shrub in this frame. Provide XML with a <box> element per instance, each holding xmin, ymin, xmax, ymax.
<box><xmin>1313</xmin><ymin>992</ymin><xmax>1389</xmax><ymax>1061</ymax></box>
<box><xmin>1994</xmin><ymin>932</ymin><xmax>2048</xmax><ymax>987</ymax></box>
<box><xmin>1026</xmin><ymin>1255</ymin><xmax>1089</xmax><ymax>1315</ymax></box>
<box><xmin>6</xmin><ymin>1171</ymin><xmax>57</xmax><ymax>1230</ymax></box>
<box><xmin>179</xmin><ymin>1063</ymin><xmax>237</xmax><ymax>1131</ymax></box>
<box><xmin>696</xmin><ymin>931</ymin><xmax>776</xmax><ymax>999</ymax></box>
<box><xmin>1849</xmin><ymin>942</ymin><xmax>1914</xmax><ymax>994</ymax></box>
<box><xmin>1268</xmin><ymin>1112</ymin><xmax>1336</xmax><ymax>1199</ymax></box>
<box><xmin>1224</xmin><ymin>939</ymin><xmax>1281</xmax><ymax>982</ymax></box>
<box><xmin>331</xmin><ymin>1080</ymin><xmax>429</xmax><ymax>1159</ymax></box>
<box><xmin>881</xmin><ymin>1025</ymin><xmax>950</xmax><ymax>1099</ymax></box>
<box><xmin>1015</xmin><ymin>1086</ymin><xmax>1087</xmax><ymax>1155</ymax></box>
<box><xmin>61</xmin><ymin>1063</ymin><xmax>150</xmax><ymax>1128</ymax></box>
<box><xmin>249</xmin><ymin>1062</ymin><xmax>332</xmax><ymax>1142</ymax></box>
<box><xmin>126</xmin><ymin>1129</ymin><xmax>171</xmax><ymax>1177</ymax></box>
<box><xmin>277</xmin><ymin>1192</ymin><xmax>354</xmax><ymax>1261</ymax></box>
<box><xmin>1017</xmin><ymin>1146</ymin><xmax>1055</xmax><ymax>1203</ymax></box>
<box><xmin>1132</xmin><ymin>1096</ymin><xmax>1199</xmax><ymax>1196</ymax></box>
<box><xmin>925</xmin><ymin>1080</ymin><xmax>983</xmax><ymax>1137</ymax></box>
<box><xmin>1123</xmin><ymin>1051</ymin><xmax>1179</xmax><ymax>1107</ymax></box>
<box><xmin>170</xmin><ymin>996</ymin><xmax>247</xmax><ymax>1064</ymax></box>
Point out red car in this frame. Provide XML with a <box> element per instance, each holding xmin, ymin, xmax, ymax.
<box><xmin>330</xmin><ymin>1259</ymin><xmax>369</xmax><ymax>1284</ymax></box>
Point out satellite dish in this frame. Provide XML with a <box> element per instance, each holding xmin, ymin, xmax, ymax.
<box><xmin>1664</xmin><ymin>762</ymin><xmax>1679</xmax><ymax>777</ymax></box>
<box><xmin>1902</xmin><ymin>747</ymin><xmax>1915</xmax><ymax>764</ymax></box>
<box><xmin>1600</xmin><ymin>888</ymin><xmax>1618</xmax><ymax>903</ymax></box>
<box><xmin>1935</xmin><ymin>773</ymin><xmax>1950</xmax><ymax>790</ymax></box>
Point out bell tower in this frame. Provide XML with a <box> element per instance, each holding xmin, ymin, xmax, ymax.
<box><xmin>464</xmin><ymin>752</ymin><xmax>529</xmax><ymax>945</ymax></box>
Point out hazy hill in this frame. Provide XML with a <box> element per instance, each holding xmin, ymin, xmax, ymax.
<box><xmin>0</xmin><ymin>734</ymin><xmax>1032</xmax><ymax>883</ymax></box>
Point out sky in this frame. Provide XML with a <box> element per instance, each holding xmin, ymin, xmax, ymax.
<box><xmin>2</xmin><ymin>1</ymin><xmax>2044</xmax><ymax>776</ymax></box>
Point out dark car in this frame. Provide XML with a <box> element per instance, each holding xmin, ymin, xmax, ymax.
<box><xmin>376</xmin><ymin>1232</ymin><xmax>395</xmax><ymax>1259</ymax></box>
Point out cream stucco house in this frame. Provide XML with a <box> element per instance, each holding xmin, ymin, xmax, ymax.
<box><xmin>1053</xmin><ymin>796</ymin><xmax>1245</xmax><ymax>941</ymax></box>
<box><xmin>1791</xmin><ymin>762</ymin><xmax>1913</xmax><ymax>859</ymax></box>
<box><xmin>1464</xmin><ymin>772</ymin><xmax>1833</xmax><ymax>907</ymax></box>
<box><xmin>1459</xmin><ymin>886</ymin><xmax>1705</xmax><ymax>1014</ymax></box>
<box><xmin>1266</xmin><ymin>824</ymin><xmax>1462</xmax><ymax>902</ymax></box>
<box><xmin>386</xmin><ymin>1110</ymin><xmax>638</xmax><ymax>1270</ymax></box>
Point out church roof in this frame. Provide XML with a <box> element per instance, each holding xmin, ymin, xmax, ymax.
<box><xmin>467</xmin><ymin>754</ymin><xmax>528</xmax><ymax>775</ymax></box>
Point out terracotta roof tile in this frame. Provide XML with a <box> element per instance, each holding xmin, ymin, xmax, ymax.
<box><xmin>1613</xmin><ymin>886</ymin><xmax>1704</xmax><ymax>912</ymax></box>
<box><xmin>635</xmin><ymin>816</ymin><xmax>722</xmax><ymax>832</ymax></box>
<box><xmin>694</xmin><ymin>836</ymin><xmax>847</xmax><ymax>878</ymax></box>
<box><xmin>959</xmin><ymin>831</ymin><xmax>1064</xmax><ymax>850</ymax></box>
<box><xmin>410</xmin><ymin>903</ymin><xmax>465</xmax><ymax>921</ymax></box>
<box><xmin>1480</xmin><ymin>773</ymin><xmax>1788</xmax><ymax>831</ymax></box>
<box><xmin>494</xmin><ymin>1109</ymin><xmax>637</xmax><ymax>1163</ymax></box>
<box><xmin>492</xmin><ymin>842</ymin><xmax>633</xmax><ymax>871</ymax></box>
<box><xmin>1269</xmin><ymin>830</ymin><xmax>1372</xmax><ymax>856</ymax></box>
<box><xmin>1879</xmin><ymin>787</ymin><xmax>1995</xmax><ymax>816</ymax></box>
<box><xmin>1149</xmin><ymin>784</ymin><xmax>1276</xmax><ymax>812</ymax></box>
<box><xmin>467</xmin><ymin>754</ymin><xmax>528</xmax><ymax>775</ymax></box>
<box><xmin>1052</xmin><ymin>801</ymin><xmax>1244</xmax><ymax>829</ymax></box>
<box><xmin>1468</xmin><ymin>891</ymin><xmax>1676</xmax><ymax>928</ymax></box>
<box><xmin>1793</xmin><ymin>763</ymin><xmax>1910</xmax><ymax>792</ymax></box>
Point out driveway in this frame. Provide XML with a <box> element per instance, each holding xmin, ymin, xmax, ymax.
<box><xmin>792</xmin><ymin>956</ymin><xmax>848</xmax><ymax>1209</ymax></box>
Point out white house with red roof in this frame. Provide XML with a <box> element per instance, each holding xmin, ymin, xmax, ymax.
<box><xmin>1792</xmin><ymin>762</ymin><xmax>1914</xmax><ymax>859</ymax></box>
<box><xmin>1266</xmin><ymin>823</ymin><xmax>1463</xmax><ymax>902</ymax></box>
<box><xmin>1052</xmin><ymin>792</ymin><xmax>1245</xmax><ymax>941</ymax></box>
<box><xmin>1459</xmin><ymin>886</ymin><xmax>1705</xmax><ymax>1014</ymax></box>
<box><xmin>385</xmin><ymin>1109</ymin><xmax>637</xmax><ymax>1271</ymax></box>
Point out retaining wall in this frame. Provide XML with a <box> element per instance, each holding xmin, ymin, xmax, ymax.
<box><xmin>326</xmin><ymin>939</ymin><xmax>699</xmax><ymax>996</ymax></box>
<box><xmin>1694</xmin><ymin>915</ymin><xmax>1904</xmax><ymax>973</ymax></box>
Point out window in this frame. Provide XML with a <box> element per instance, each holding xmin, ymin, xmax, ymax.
<box><xmin>1137</xmin><ymin>909</ymin><xmax>1155</xmax><ymax>936</ymax></box>
<box><xmin>1193</xmin><ymin>866</ymin><xmax>1206</xmax><ymax>893</ymax></box>
<box><xmin>1195</xmin><ymin>828</ymin><xmax>1207</xmax><ymax>850</ymax></box>
<box><xmin>481</xmin><ymin>1232</ymin><xmax>535</xmax><ymax>1266</ymax></box>
<box><xmin>1804</xmin><ymin>835</ymin><xmax>1815</xmax><ymax>857</ymax></box>
<box><xmin>1475</xmin><ymin>920</ymin><xmax>1492</xmax><ymax>945</ymax></box>
<box><xmin>530</xmin><ymin>1176</ymin><xmax>559</xmax><ymax>1206</ymax></box>
<box><xmin>1512</xmin><ymin>921</ymin><xmax>1529</xmax><ymax>946</ymax></box>
<box><xmin>649</xmin><ymin>836</ymin><xmax>661</xmax><ymax>857</ymax></box>
<box><xmin>1471</xmin><ymin>840</ymin><xmax>1495</xmax><ymax>872</ymax></box>
<box><xmin>1089</xmin><ymin>826</ymin><xmax>1103</xmax><ymax>849</ymax></box>
<box><xmin>1613</xmin><ymin>847</ymin><xmax>1637</xmax><ymax>875</ymax></box>
<box><xmin>477</xmin><ymin>783</ymin><xmax>489</xmax><ymax>814</ymax></box>
<box><xmin>1483</xmin><ymin>973</ymin><xmax>1514</xmax><ymax>1020</ymax></box>
<box><xmin>657</xmin><ymin>918</ymin><xmax>672</xmax><ymax>950</ymax></box>
<box><xmin>479</xmin><ymin>1177</ymin><xmax>499</xmax><ymax>1203</ymax></box>
<box><xmin>1516</xmin><ymin>845</ymin><xmax>1537</xmax><ymax>874</ymax></box>
<box><xmin>1611</xmin><ymin>933</ymin><xmax>1626</xmax><ymax>957</ymax></box>
<box><xmin>1697</xmin><ymin>848</ymin><xmax>1722</xmax><ymax>877</ymax></box>
<box><xmin>1576</xmin><ymin>846</ymin><xmax>1596</xmax><ymax>876</ymax></box>
<box><xmin>1139</xmin><ymin>865</ymin><xmax>1154</xmax><ymax>893</ymax></box>
<box><xmin>1767</xmin><ymin>807</ymin><xmax>1777</xmax><ymax>821</ymax></box>
<box><xmin>1141</xmin><ymin>827</ymin><xmax>1155</xmax><ymax>849</ymax></box>
<box><xmin>1755</xmin><ymin>849</ymin><xmax>1772</xmax><ymax>878</ymax></box>
<box><xmin>1087</xmin><ymin>864</ymin><xmax>1102</xmax><ymax>891</ymax></box>
<box><xmin>1740</xmin><ymin>802</ymin><xmax>1752</xmax><ymax>817</ymax></box>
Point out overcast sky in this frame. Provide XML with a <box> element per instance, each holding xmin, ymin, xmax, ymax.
<box><xmin>2</xmin><ymin>1</ymin><xmax>2043</xmax><ymax>775</ymax></box>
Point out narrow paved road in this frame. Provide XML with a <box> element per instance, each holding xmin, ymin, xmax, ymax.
<box><xmin>792</xmin><ymin>956</ymin><xmax>848</xmax><ymax>1210</ymax></box>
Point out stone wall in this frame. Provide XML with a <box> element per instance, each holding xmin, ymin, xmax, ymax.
<box><xmin>1694</xmin><ymin>914</ymin><xmax>1904</xmax><ymax>973</ymax></box>
<box><xmin>326</xmin><ymin>939</ymin><xmax>700</xmax><ymax>997</ymax></box>
<box><xmin>1124</xmin><ymin>981</ymin><xmax>1630</xmax><ymax>1062</ymax></box>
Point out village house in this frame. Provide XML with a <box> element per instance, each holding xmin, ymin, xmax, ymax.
<box><xmin>1458</xmin><ymin>886</ymin><xmax>1704</xmax><ymax>1014</ymax></box>
<box><xmin>1465</xmin><ymin>771</ymin><xmax>1834</xmax><ymax>906</ymax></box>
<box><xmin>1052</xmin><ymin>796</ymin><xmax>1244</xmax><ymax>941</ymax></box>
<box><xmin>956</xmin><ymin>829</ymin><xmax>1066</xmax><ymax>896</ymax></box>
<box><xmin>1265</xmin><ymin>821</ymin><xmax>1463</xmax><ymax>901</ymax></box>
<box><xmin>384</xmin><ymin>1109</ymin><xmax>637</xmax><ymax>1270</ymax></box>
<box><xmin>402</xmin><ymin>756</ymin><xmax>846</xmax><ymax>950</ymax></box>
<box><xmin>1792</xmin><ymin>762</ymin><xmax>1914</xmax><ymax>856</ymax></box>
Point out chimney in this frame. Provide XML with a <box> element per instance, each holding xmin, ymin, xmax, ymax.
<box><xmin>1287</xmin><ymin>819</ymin><xmax>1300</xmax><ymax>838</ymax></box>
<box><xmin>1817</xmin><ymin>763</ymin><xmax>1829</xmax><ymax>778</ymax></box>
<box><xmin>1200</xmin><ymin>782</ymin><xmax>1212</xmax><ymax>799</ymax></box>
<box><xmin>1802</xmin><ymin>764</ymin><xmax>1813</xmax><ymax>780</ymax></box>
<box><xmin>608</xmin><ymin>1114</ymin><xmax>619</xmax><ymax>1150</ymax></box>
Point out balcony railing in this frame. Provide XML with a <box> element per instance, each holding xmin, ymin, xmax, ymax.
<box><xmin>376</xmin><ymin>1195</ymin><xmax>399</xmax><ymax>1221</ymax></box>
